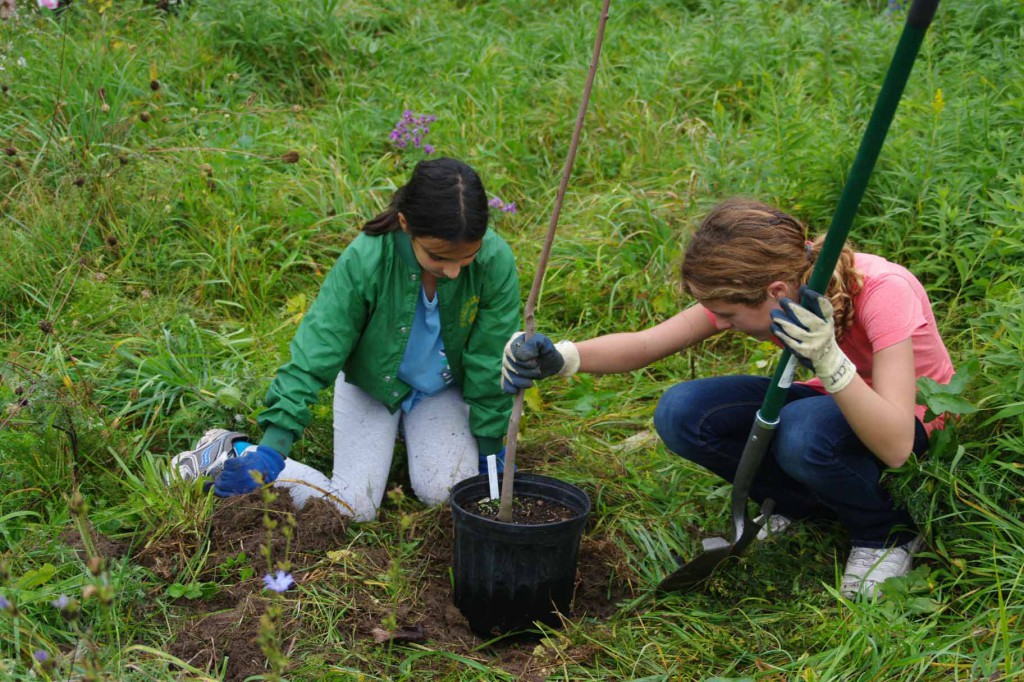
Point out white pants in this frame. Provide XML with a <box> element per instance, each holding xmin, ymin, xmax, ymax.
<box><xmin>274</xmin><ymin>373</ymin><xmax>479</xmax><ymax>521</ymax></box>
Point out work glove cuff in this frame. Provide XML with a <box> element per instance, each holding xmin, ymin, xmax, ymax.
<box><xmin>554</xmin><ymin>340</ymin><xmax>581</xmax><ymax>378</ymax></box>
<box><xmin>818</xmin><ymin>348</ymin><xmax>856</xmax><ymax>394</ymax></box>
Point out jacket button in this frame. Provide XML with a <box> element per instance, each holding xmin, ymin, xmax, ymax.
<box><xmin>384</xmin><ymin>375</ymin><xmax>392</xmax><ymax>382</ymax></box>
<box><xmin>400</xmin><ymin>326</ymin><xmax>409</xmax><ymax>334</ymax></box>
<box><xmin>392</xmin><ymin>391</ymin><xmax>399</xmax><ymax>397</ymax></box>
<box><xmin>410</xmin><ymin>274</ymin><xmax>418</xmax><ymax>281</ymax></box>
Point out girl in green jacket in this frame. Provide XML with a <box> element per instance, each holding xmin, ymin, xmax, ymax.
<box><xmin>171</xmin><ymin>158</ymin><xmax>521</xmax><ymax>521</ymax></box>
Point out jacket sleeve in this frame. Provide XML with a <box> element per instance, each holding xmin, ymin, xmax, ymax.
<box><xmin>257</xmin><ymin>245</ymin><xmax>371</xmax><ymax>456</ymax></box>
<box><xmin>461</xmin><ymin>237</ymin><xmax>520</xmax><ymax>454</ymax></box>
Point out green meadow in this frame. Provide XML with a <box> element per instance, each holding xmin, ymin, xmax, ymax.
<box><xmin>1</xmin><ymin>0</ymin><xmax>1022</xmax><ymax>679</ymax></box>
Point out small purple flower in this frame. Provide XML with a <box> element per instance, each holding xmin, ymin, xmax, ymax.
<box><xmin>33</xmin><ymin>650</ymin><xmax>50</xmax><ymax>663</ymax></box>
<box><xmin>51</xmin><ymin>594</ymin><xmax>69</xmax><ymax>609</ymax></box>
<box><xmin>38</xmin><ymin>0</ymin><xmax>59</xmax><ymax>9</ymax></box>
<box><xmin>0</xmin><ymin>594</ymin><xmax>10</xmax><ymax>610</ymax></box>
<box><xmin>489</xmin><ymin>197</ymin><xmax>517</xmax><ymax>214</ymax></box>
<box><xmin>389</xmin><ymin>111</ymin><xmax>437</xmax><ymax>154</ymax></box>
<box><xmin>263</xmin><ymin>570</ymin><xmax>295</xmax><ymax>593</ymax></box>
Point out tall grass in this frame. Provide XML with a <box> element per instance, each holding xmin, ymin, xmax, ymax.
<box><xmin>1</xmin><ymin>0</ymin><xmax>1022</xmax><ymax>679</ymax></box>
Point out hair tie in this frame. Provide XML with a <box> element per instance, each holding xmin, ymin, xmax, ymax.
<box><xmin>805</xmin><ymin>240</ymin><xmax>813</xmax><ymax>260</ymax></box>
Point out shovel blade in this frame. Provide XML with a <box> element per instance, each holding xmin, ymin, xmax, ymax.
<box><xmin>656</xmin><ymin>536</ymin><xmax>733</xmax><ymax>592</ymax></box>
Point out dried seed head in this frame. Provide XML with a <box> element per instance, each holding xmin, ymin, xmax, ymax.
<box><xmin>82</xmin><ymin>584</ymin><xmax>99</xmax><ymax>600</ymax></box>
<box><xmin>139</xmin><ymin>111</ymin><xmax>151</xmax><ymax>123</ymax></box>
<box><xmin>199</xmin><ymin>163</ymin><xmax>213</xmax><ymax>177</ymax></box>
<box><xmin>150</xmin><ymin>79</ymin><xmax>160</xmax><ymax>91</ymax></box>
<box><xmin>101</xmin><ymin>103</ymin><xmax>110</xmax><ymax>113</ymax></box>
<box><xmin>98</xmin><ymin>87</ymin><xmax>107</xmax><ymax>102</ymax></box>
<box><xmin>118</xmin><ymin>154</ymin><xmax>128</xmax><ymax>166</ymax></box>
<box><xmin>73</xmin><ymin>177</ymin><xmax>85</xmax><ymax>187</ymax></box>
<box><xmin>106</xmin><ymin>236</ymin><xmax>118</xmax><ymax>247</ymax></box>
<box><xmin>128</xmin><ymin>388</ymin><xmax>140</xmax><ymax>400</ymax></box>
<box><xmin>3</xmin><ymin>147</ymin><xmax>15</xmax><ymax>156</ymax></box>
<box><xmin>281</xmin><ymin>150</ymin><xmax>300</xmax><ymax>164</ymax></box>
<box><xmin>291</xmin><ymin>104</ymin><xmax>304</xmax><ymax>113</ymax></box>
<box><xmin>39</xmin><ymin>320</ymin><xmax>54</xmax><ymax>335</ymax></box>
<box><xmin>87</xmin><ymin>556</ymin><xmax>105</xmax><ymax>576</ymax></box>
<box><xmin>140</xmin><ymin>289</ymin><xmax>152</xmax><ymax>299</ymax></box>
<box><xmin>70</xmin><ymin>492</ymin><xmax>87</xmax><ymax>516</ymax></box>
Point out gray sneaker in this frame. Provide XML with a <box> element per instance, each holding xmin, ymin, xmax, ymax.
<box><xmin>754</xmin><ymin>513</ymin><xmax>794</xmax><ymax>541</ymax></box>
<box><xmin>841</xmin><ymin>535</ymin><xmax>924</xmax><ymax>599</ymax></box>
<box><xmin>167</xmin><ymin>429</ymin><xmax>248</xmax><ymax>482</ymax></box>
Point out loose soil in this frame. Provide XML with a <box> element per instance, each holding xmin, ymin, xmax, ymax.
<box><xmin>135</xmin><ymin>473</ymin><xmax>635</xmax><ymax>681</ymax></box>
<box><xmin>467</xmin><ymin>494</ymin><xmax>577</xmax><ymax>524</ymax></box>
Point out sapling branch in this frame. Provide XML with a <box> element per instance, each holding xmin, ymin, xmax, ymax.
<box><xmin>497</xmin><ymin>0</ymin><xmax>611</xmax><ymax>522</ymax></box>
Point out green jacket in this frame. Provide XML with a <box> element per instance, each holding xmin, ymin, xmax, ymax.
<box><xmin>258</xmin><ymin>228</ymin><xmax>520</xmax><ymax>458</ymax></box>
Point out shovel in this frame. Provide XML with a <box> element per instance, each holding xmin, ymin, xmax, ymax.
<box><xmin>658</xmin><ymin>0</ymin><xmax>941</xmax><ymax>592</ymax></box>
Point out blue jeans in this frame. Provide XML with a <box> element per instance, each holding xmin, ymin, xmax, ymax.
<box><xmin>653</xmin><ymin>376</ymin><xmax>929</xmax><ymax>548</ymax></box>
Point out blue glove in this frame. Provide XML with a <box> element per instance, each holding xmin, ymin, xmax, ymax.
<box><xmin>501</xmin><ymin>332</ymin><xmax>580</xmax><ymax>394</ymax></box>
<box><xmin>211</xmin><ymin>445</ymin><xmax>285</xmax><ymax>497</ymax></box>
<box><xmin>769</xmin><ymin>286</ymin><xmax>855</xmax><ymax>394</ymax></box>
<box><xmin>478</xmin><ymin>447</ymin><xmax>509</xmax><ymax>475</ymax></box>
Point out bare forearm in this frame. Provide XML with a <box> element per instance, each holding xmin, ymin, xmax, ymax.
<box><xmin>574</xmin><ymin>306</ymin><xmax>717</xmax><ymax>374</ymax></box>
<box><xmin>833</xmin><ymin>377</ymin><xmax>917</xmax><ymax>467</ymax></box>
<box><xmin>576</xmin><ymin>332</ymin><xmax>665</xmax><ymax>373</ymax></box>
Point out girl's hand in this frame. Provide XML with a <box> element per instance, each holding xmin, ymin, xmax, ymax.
<box><xmin>211</xmin><ymin>445</ymin><xmax>286</xmax><ymax>497</ymax></box>
<box><xmin>500</xmin><ymin>332</ymin><xmax>580</xmax><ymax>394</ymax></box>
<box><xmin>769</xmin><ymin>287</ymin><xmax>856</xmax><ymax>394</ymax></box>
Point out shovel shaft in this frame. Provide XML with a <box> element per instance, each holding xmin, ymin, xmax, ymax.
<box><xmin>758</xmin><ymin>0</ymin><xmax>939</xmax><ymax>424</ymax></box>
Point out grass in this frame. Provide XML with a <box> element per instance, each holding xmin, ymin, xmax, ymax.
<box><xmin>1</xmin><ymin>0</ymin><xmax>1023</xmax><ymax>679</ymax></box>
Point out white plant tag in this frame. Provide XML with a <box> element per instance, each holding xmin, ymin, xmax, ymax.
<box><xmin>487</xmin><ymin>454</ymin><xmax>499</xmax><ymax>500</ymax></box>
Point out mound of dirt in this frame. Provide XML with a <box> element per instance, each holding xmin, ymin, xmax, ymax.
<box><xmin>150</xmin><ymin>487</ymin><xmax>634</xmax><ymax>681</ymax></box>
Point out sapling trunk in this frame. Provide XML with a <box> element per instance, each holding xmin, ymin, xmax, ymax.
<box><xmin>496</xmin><ymin>0</ymin><xmax>611</xmax><ymax>523</ymax></box>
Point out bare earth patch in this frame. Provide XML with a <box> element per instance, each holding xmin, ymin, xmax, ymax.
<box><xmin>141</xmin><ymin>465</ymin><xmax>634</xmax><ymax>680</ymax></box>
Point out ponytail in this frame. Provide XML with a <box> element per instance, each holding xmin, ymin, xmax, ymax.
<box><xmin>362</xmin><ymin>186</ymin><xmax>407</xmax><ymax>235</ymax></box>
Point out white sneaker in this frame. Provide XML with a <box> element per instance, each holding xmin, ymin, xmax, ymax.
<box><xmin>841</xmin><ymin>535</ymin><xmax>923</xmax><ymax>599</ymax></box>
<box><xmin>755</xmin><ymin>513</ymin><xmax>793</xmax><ymax>541</ymax></box>
<box><xmin>167</xmin><ymin>429</ymin><xmax>248</xmax><ymax>482</ymax></box>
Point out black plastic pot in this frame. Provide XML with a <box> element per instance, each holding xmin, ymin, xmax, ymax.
<box><xmin>450</xmin><ymin>473</ymin><xmax>591</xmax><ymax>636</ymax></box>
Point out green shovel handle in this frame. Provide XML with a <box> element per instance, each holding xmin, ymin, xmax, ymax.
<box><xmin>757</xmin><ymin>0</ymin><xmax>940</xmax><ymax>424</ymax></box>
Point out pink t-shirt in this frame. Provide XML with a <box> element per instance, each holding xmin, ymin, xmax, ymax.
<box><xmin>705</xmin><ymin>253</ymin><xmax>955</xmax><ymax>434</ymax></box>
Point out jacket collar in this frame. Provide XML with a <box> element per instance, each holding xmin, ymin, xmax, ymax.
<box><xmin>393</xmin><ymin>229</ymin><xmax>419</xmax><ymax>269</ymax></box>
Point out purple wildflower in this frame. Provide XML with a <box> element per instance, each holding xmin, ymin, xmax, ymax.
<box><xmin>33</xmin><ymin>650</ymin><xmax>50</xmax><ymax>663</ymax></box>
<box><xmin>489</xmin><ymin>197</ymin><xmax>517</xmax><ymax>214</ymax></box>
<box><xmin>38</xmin><ymin>0</ymin><xmax>59</xmax><ymax>9</ymax></box>
<box><xmin>389</xmin><ymin>112</ymin><xmax>437</xmax><ymax>155</ymax></box>
<box><xmin>0</xmin><ymin>594</ymin><xmax>10</xmax><ymax>610</ymax></box>
<box><xmin>51</xmin><ymin>594</ymin><xmax>69</xmax><ymax>609</ymax></box>
<box><xmin>263</xmin><ymin>570</ymin><xmax>295</xmax><ymax>593</ymax></box>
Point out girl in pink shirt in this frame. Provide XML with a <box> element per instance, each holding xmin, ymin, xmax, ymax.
<box><xmin>501</xmin><ymin>198</ymin><xmax>953</xmax><ymax>599</ymax></box>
